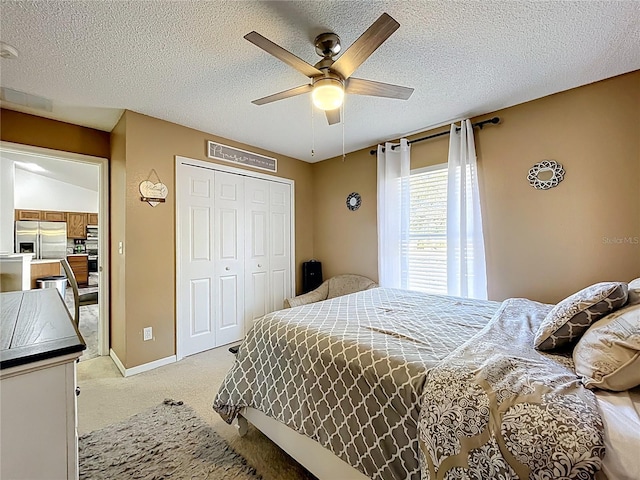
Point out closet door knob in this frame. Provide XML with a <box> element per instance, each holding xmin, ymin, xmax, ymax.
<box><xmin>225</xmin><ymin>267</ymin><xmax>230</xmax><ymax>271</ymax></box>
<box><xmin>258</xmin><ymin>264</ymin><xmax>262</xmax><ymax>268</ymax></box>
<box><xmin>75</xmin><ymin>387</ymin><xmax>81</xmax><ymax>397</ymax></box>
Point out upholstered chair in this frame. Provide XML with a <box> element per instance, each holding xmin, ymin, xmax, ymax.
<box><xmin>284</xmin><ymin>274</ymin><xmax>377</xmax><ymax>308</ymax></box>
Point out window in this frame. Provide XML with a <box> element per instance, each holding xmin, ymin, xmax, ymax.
<box><xmin>406</xmin><ymin>164</ymin><xmax>448</xmax><ymax>294</ymax></box>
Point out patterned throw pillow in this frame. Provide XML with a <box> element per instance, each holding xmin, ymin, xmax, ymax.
<box><xmin>534</xmin><ymin>282</ymin><xmax>628</xmax><ymax>351</ymax></box>
<box><xmin>573</xmin><ymin>303</ymin><xmax>640</xmax><ymax>391</ymax></box>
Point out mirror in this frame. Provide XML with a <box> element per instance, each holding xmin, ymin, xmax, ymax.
<box><xmin>536</xmin><ymin>168</ymin><xmax>554</xmax><ymax>182</ymax></box>
<box><xmin>527</xmin><ymin>160</ymin><xmax>565</xmax><ymax>190</ymax></box>
<box><xmin>346</xmin><ymin>192</ymin><xmax>361</xmax><ymax>211</ymax></box>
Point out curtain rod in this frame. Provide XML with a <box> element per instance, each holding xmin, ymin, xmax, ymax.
<box><xmin>369</xmin><ymin>116</ymin><xmax>501</xmax><ymax>155</ymax></box>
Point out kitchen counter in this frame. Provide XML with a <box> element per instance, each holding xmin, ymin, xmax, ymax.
<box><xmin>31</xmin><ymin>258</ymin><xmax>62</xmax><ymax>264</ymax></box>
<box><xmin>66</xmin><ymin>253</ymin><xmax>88</xmax><ymax>257</ymax></box>
<box><xmin>0</xmin><ymin>253</ymin><xmax>33</xmax><ymax>259</ymax></box>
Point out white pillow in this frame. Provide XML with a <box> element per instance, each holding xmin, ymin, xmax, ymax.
<box><xmin>573</xmin><ymin>303</ymin><xmax>640</xmax><ymax>391</ymax></box>
<box><xmin>628</xmin><ymin>277</ymin><xmax>640</xmax><ymax>306</ymax></box>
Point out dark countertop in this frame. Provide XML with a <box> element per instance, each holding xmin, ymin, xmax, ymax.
<box><xmin>1</xmin><ymin>289</ymin><xmax>86</xmax><ymax>370</ymax></box>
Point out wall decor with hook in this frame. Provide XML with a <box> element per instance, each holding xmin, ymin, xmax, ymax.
<box><xmin>139</xmin><ymin>169</ymin><xmax>168</xmax><ymax>206</ymax></box>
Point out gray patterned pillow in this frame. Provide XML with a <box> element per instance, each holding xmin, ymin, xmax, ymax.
<box><xmin>573</xmin><ymin>303</ymin><xmax>640</xmax><ymax>391</ymax></box>
<box><xmin>534</xmin><ymin>282</ymin><xmax>628</xmax><ymax>351</ymax></box>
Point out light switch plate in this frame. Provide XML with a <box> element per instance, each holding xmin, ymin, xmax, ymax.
<box><xmin>143</xmin><ymin>327</ymin><xmax>152</xmax><ymax>341</ymax></box>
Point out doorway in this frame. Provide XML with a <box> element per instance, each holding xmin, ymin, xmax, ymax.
<box><xmin>0</xmin><ymin>141</ymin><xmax>110</xmax><ymax>358</ymax></box>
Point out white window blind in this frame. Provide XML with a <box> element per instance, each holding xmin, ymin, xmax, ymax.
<box><xmin>407</xmin><ymin>164</ymin><xmax>448</xmax><ymax>294</ymax></box>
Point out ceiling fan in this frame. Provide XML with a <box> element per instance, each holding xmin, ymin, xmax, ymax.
<box><xmin>244</xmin><ymin>13</ymin><xmax>414</xmax><ymax>125</ymax></box>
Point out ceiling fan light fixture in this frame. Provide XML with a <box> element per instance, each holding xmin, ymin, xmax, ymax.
<box><xmin>312</xmin><ymin>78</ymin><xmax>344</xmax><ymax>111</ymax></box>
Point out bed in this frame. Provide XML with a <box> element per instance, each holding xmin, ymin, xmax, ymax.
<box><xmin>213</xmin><ymin>287</ymin><xmax>638</xmax><ymax>479</ymax></box>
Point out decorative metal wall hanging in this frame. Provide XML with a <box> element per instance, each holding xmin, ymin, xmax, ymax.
<box><xmin>527</xmin><ymin>160</ymin><xmax>565</xmax><ymax>190</ymax></box>
<box><xmin>346</xmin><ymin>192</ymin><xmax>361</xmax><ymax>211</ymax></box>
<box><xmin>140</xmin><ymin>169</ymin><xmax>168</xmax><ymax>206</ymax></box>
<box><xmin>207</xmin><ymin>141</ymin><xmax>277</xmax><ymax>172</ymax></box>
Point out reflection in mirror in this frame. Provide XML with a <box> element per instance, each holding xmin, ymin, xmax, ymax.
<box><xmin>537</xmin><ymin>168</ymin><xmax>554</xmax><ymax>181</ymax></box>
<box><xmin>527</xmin><ymin>160</ymin><xmax>565</xmax><ymax>190</ymax></box>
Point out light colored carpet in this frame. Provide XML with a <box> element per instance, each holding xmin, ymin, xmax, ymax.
<box><xmin>79</xmin><ymin>399</ymin><xmax>261</xmax><ymax>479</ymax></box>
<box><xmin>77</xmin><ymin>348</ymin><xmax>316</xmax><ymax>480</ymax></box>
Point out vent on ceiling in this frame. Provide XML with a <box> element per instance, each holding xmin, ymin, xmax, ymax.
<box><xmin>0</xmin><ymin>87</ymin><xmax>53</xmax><ymax>112</ymax></box>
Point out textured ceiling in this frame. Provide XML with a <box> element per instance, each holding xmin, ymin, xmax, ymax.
<box><xmin>1</xmin><ymin>1</ymin><xmax>638</xmax><ymax>163</ymax></box>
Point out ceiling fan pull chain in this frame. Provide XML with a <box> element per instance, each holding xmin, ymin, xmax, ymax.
<box><xmin>311</xmin><ymin>96</ymin><xmax>315</xmax><ymax>157</ymax></box>
<box><xmin>342</xmin><ymin>101</ymin><xmax>346</xmax><ymax>161</ymax></box>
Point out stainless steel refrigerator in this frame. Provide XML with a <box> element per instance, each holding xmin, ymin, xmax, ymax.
<box><xmin>15</xmin><ymin>221</ymin><xmax>67</xmax><ymax>259</ymax></box>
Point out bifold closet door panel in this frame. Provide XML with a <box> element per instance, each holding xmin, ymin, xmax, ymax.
<box><xmin>213</xmin><ymin>171</ymin><xmax>245</xmax><ymax>346</ymax></box>
<box><xmin>177</xmin><ymin>159</ymin><xmax>294</xmax><ymax>356</ymax></box>
<box><xmin>269</xmin><ymin>181</ymin><xmax>292</xmax><ymax>312</ymax></box>
<box><xmin>177</xmin><ymin>165</ymin><xmax>217</xmax><ymax>357</ymax></box>
<box><xmin>244</xmin><ymin>177</ymin><xmax>270</xmax><ymax>333</ymax></box>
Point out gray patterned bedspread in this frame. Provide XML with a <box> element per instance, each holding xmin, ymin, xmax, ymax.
<box><xmin>213</xmin><ymin>289</ymin><xmax>605</xmax><ymax>480</ymax></box>
<box><xmin>419</xmin><ymin>298</ymin><xmax>605</xmax><ymax>479</ymax></box>
<box><xmin>213</xmin><ymin>288</ymin><xmax>499</xmax><ymax>479</ymax></box>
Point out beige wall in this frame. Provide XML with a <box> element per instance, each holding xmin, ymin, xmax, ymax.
<box><xmin>313</xmin><ymin>71</ymin><xmax>640</xmax><ymax>303</ymax></box>
<box><xmin>113</xmin><ymin>111</ymin><xmax>314</xmax><ymax>368</ymax></box>
<box><xmin>0</xmin><ymin>109</ymin><xmax>110</xmax><ymax>159</ymax></box>
<box><xmin>109</xmin><ymin>114</ymin><xmax>127</xmax><ymax>360</ymax></box>
<box><xmin>4</xmin><ymin>70</ymin><xmax>638</xmax><ymax>368</ymax></box>
<box><xmin>312</xmin><ymin>152</ymin><xmax>379</xmax><ymax>282</ymax></box>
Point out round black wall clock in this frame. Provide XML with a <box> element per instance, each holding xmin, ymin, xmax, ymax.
<box><xmin>346</xmin><ymin>192</ymin><xmax>361</xmax><ymax>211</ymax></box>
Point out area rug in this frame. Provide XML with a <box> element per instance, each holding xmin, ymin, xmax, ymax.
<box><xmin>79</xmin><ymin>399</ymin><xmax>261</xmax><ymax>479</ymax></box>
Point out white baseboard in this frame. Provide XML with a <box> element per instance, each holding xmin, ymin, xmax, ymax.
<box><xmin>109</xmin><ymin>349</ymin><xmax>176</xmax><ymax>377</ymax></box>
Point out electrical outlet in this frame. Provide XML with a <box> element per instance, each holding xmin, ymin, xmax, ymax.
<box><xmin>143</xmin><ymin>327</ymin><xmax>153</xmax><ymax>341</ymax></box>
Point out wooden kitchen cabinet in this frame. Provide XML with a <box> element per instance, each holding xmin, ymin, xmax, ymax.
<box><xmin>66</xmin><ymin>255</ymin><xmax>88</xmax><ymax>286</ymax></box>
<box><xmin>87</xmin><ymin>213</ymin><xmax>98</xmax><ymax>225</ymax></box>
<box><xmin>41</xmin><ymin>211</ymin><xmax>67</xmax><ymax>222</ymax></box>
<box><xmin>66</xmin><ymin>212</ymin><xmax>87</xmax><ymax>239</ymax></box>
<box><xmin>15</xmin><ymin>209</ymin><xmax>42</xmax><ymax>221</ymax></box>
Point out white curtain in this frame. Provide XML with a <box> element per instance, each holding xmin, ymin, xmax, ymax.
<box><xmin>377</xmin><ymin>138</ymin><xmax>410</xmax><ymax>288</ymax></box>
<box><xmin>446</xmin><ymin>120</ymin><xmax>488</xmax><ymax>299</ymax></box>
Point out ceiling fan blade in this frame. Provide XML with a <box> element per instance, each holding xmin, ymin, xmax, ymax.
<box><xmin>345</xmin><ymin>77</ymin><xmax>414</xmax><ymax>100</ymax></box>
<box><xmin>325</xmin><ymin>108</ymin><xmax>340</xmax><ymax>125</ymax></box>
<box><xmin>331</xmin><ymin>13</ymin><xmax>400</xmax><ymax>80</ymax></box>
<box><xmin>251</xmin><ymin>84</ymin><xmax>313</xmax><ymax>106</ymax></box>
<box><xmin>245</xmin><ymin>31</ymin><xmax>323</xmax><ymax>78</ymax></box>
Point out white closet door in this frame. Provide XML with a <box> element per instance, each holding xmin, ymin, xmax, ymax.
<box><xmin>269</xmin><ymin>182</ymin><xmax>292</xmax><ymax>311</ymax></box>
<box><xmin>214</xmin><ymin>171</ymin><xmax>245</xmax><ymax>345</ymax></box>
<box><xmin>177</xmin><ymin>165</ymin><xmax>216</xmax><ymax>357</ymax></box>
<box><xmin>244</xmin><ymin>177</ymin><xmax>270</xmax><ymax>333</ymax></box>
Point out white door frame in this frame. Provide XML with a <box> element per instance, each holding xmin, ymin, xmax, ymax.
<box><xmin>175</xmin><ymin>155</ymin><xmax>296</xmax><ymax>361</ymax></box>
<box><xmin>0</xmin><ymin>141</ymin><xmax>110</xmax><ymax>356</ymax></box>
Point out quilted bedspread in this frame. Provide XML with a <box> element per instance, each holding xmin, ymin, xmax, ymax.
<box><xmin>419</xmin><ymin>298</ymin><xmax>605</xmax><ymax>479</ymax></box>
<box><xmin>214</xmin><ymin>288</ymin><xmax>499</xmax><ymax>479</ymax></box>
<box><xmin>213</xmin><ymin>289</ymin><xmax>605</xmax><ymax>480</ymax></box>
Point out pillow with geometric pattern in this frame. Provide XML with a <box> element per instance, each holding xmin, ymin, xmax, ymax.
<box><xmin>534</xmin><ymin>282</ymin><xmax>628</xmax><ymax>351</ymax></box>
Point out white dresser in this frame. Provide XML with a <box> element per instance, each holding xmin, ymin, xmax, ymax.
<box><xmin>1</xmin><ymin>289</ymin><xmax>86</xmax><ymax>480</ymax></box>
